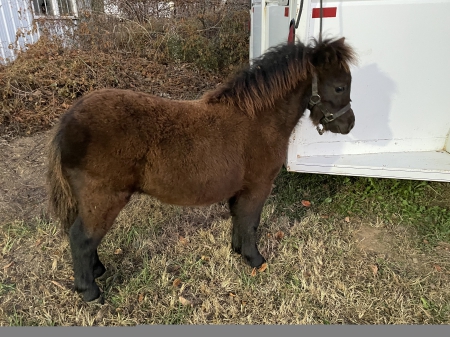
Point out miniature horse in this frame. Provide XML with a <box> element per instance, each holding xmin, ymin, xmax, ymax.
<box><xmin>47</xmin><ymin>37</ymin><xmax>356</xmax><ymax>302</ymax></box>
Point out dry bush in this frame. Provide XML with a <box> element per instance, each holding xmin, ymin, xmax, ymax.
<box><xmin>0</xmin><ymin>0</ymin><xmax>250</xmax><ymax>139</ymax></box>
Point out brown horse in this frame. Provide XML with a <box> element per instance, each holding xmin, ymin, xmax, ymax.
<box><xmin>47</xmin><ymin>37</ymin><xmax>356</xmax><ymax>302</ymax></box>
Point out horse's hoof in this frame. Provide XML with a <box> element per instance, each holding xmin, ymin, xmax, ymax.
<box><xmin>245</xmin><ymin>254</ymin><xmax>266</xmax><ymax>268</ymax></box>
<box><xmin>75</xmin><ymin>282</ymin><xmax>101</xmax><ymax>302</ymax></box>
<box><xmin>81</xmin><ymin>285</ymin><xmax>102</xmax><ymax>302</ymax></box>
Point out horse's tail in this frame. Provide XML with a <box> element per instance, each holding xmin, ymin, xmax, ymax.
<box><xmin>46</xmin><ymin>126</ymin><xmax>78</xmax><ymax>235</ymax></box>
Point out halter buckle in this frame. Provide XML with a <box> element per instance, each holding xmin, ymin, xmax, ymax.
<box><xmin>320</xmin><ymin>114</ymin><xmax>334</xmax><ymax>124</ymax></box>
<box><xmin>309</xmin><ymin>94</ymin><xmax>321</xmax><ymax>106</ymax></box>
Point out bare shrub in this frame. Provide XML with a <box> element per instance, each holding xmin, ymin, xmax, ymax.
<box><xmin>0</xmin><ymin>0</ymin><xmax>250</xmax><ymax>139</ymax></box>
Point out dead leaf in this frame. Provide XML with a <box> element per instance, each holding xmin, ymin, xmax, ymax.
<box><xmin>258</xmin><ymin>263</ymin><xmax>268</xmax><ymax>273</ymax></box>
<box><xmin>434</xmin><ymin>265</ymin><xmax>442</xmax><ymax>272</ymax></box>
<box><xmin>344</xmin><ymin>216</ymin><xmax>350</xmax><ymax>223</ymax></box>
<box><xmin>179</xmin><ymin>296</ymin><xmax>192</xmax><ymax>306</ymax></box>
<box><xmin>114</xmin><ymin>248</ymin><xmax>123</xmax><ymax>255</ymax></box>
<box><xmin>173</xmin><ymin>278</ymin><xmax>182</xmax><ymax>287</ymax></box>
<box><xmin>274</xmin><ymin>231</ymin><xmax>284</xmax><ymax>240</ymax></box>
<box><xmin>138</xmin><ymin>293</ymin><xmax>144</xmax><ymax>303</ymax></box>
<box><xmin>201</xmin><ymin>255</ymin><xmax>210</xmax><ymax>261</ymax></box>
<box><xmin>35</xmin><ymin>239</ymin><xmax>42</xmax><ymax>247</ymax></box>
<box><xmin>369</xmin><ymin>264</ymin><xmax>378</xmax><ymax>276</ymax></box>
<box><xmin>301</xmin><ymin>200</ymin><xmax>311</xmax><ymax>207</ymax></box>
<box><xmin>229</xmin><ymin>292</ymin><xmax>236</xmax><ymax>297</ymax></box>
<box><xmin>179</xmin><ymin>236</ymin><xmax>188</xmax><ymax>245</ymax></box>
<box><xmin>51</xmin><ymin>280</ymin><xmax>65</xmax><ymax>290</ymax></box>
<box><xmin>320</xmin><ymin>215</ymin><xmax>329</xmax><ymax>219</ymax></box>
<box><xmin>250</xmin><ymin>268</ymin><xmax>257</xmax><ymax>277</ymax></box>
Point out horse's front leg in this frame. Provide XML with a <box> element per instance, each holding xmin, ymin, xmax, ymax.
<box><xmin>228</xmin><ymin>184</ymin><xmax>272</xmax><ymax>268</ymax></box>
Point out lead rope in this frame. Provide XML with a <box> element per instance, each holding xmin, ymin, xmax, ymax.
<box><xmin>289</xmin><ymin>0</ymin><xmax>322</xmax><ymax>41</ymax></box>
<box><xmin>315</xmin><ymin>0</ymin><xmax>324</xmax><ymax>134</ymax></box>
<box><xmin>319</xmin><ymin>0</ymin><xmax>323</xmax><ymax>43</ymax></box>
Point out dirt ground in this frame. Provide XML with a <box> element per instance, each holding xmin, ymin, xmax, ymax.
<box><xmin>0</xmin><ymin>132</ymin><xmax>50</xmax><ymax>225</ymax></box>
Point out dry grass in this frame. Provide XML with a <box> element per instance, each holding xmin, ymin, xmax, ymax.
<box><xmin>1</xmin><ymin>184</ymin><xmax>449</xmax><ymax>325</ymax></box>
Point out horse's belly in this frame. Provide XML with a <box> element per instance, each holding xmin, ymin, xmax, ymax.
<box><xmin>142</xmin><ymin>172</ymin><xmax>242</xmax><ymax>207</ymax></box>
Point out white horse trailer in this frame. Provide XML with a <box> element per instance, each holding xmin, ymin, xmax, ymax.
<box><xmin>250</xmin><ymin>0</ymin><xmax>450</xmax><ymax>182</ymax></box>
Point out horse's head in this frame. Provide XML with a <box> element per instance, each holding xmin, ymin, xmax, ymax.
<box><xmin>306</xmin><ymin>37</ymin><xmax>356</xmax><ymax>135</ymax></box>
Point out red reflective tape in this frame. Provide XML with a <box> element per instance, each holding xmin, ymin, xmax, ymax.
<box><xmin>284</xmin><ymin>7</ymin><xmax>289</xmax><ymax>17</ymax></box>
<box><xmin>312</xmin><ymin>7</ymin><xmax>337</xmax><ymax>18</ymax></box>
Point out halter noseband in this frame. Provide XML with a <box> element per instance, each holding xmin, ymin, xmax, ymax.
<box><xmin>308</xmin><ymin>73</ymin><xmax>352</xmax><ymax>135</ymax></box>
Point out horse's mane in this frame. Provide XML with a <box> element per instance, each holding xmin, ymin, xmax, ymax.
<box><xmin>202</xmin><ymin>37</ymin><xmax>357</xmax><ymax>117</ymax></box>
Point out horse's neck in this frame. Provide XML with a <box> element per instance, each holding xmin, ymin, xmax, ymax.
<box><xmin>267</xmin><ymin>82</ymin><xmax>311</xmax><ymax>135</ymax></box>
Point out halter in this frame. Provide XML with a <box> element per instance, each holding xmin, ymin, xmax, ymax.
<box><xmin>308</xmin><ymin>73</ymin><xmax>352</xmax><ymax>135</ymax></box>
<box><xmin>291</xmin><ymin>0</ymin><xmax>352</xmax><ymax>135</ymax></box>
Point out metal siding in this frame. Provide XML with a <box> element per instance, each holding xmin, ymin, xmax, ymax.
<box><xmin>0</xmin><ymin>0</ymin><xmax>78</xmax><ymax>64</ymax></box>
<box><xmin>0</xmin><ymin>0</ymin><xmax>39</xmax><ymax>64</ymax></box>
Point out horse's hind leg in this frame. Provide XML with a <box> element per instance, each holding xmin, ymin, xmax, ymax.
<box><xmin>69</xmin><ymin>189</ymin><xmax>131</xmax><ymax>302</ymax></box>
<box><xmin>69</xmin><ymin>216</ymin><xmax>103</xmax><ymax>302</ymax></box>
<box><xmin>228</xmin><ymin>184</ymin><xmax>272</xmax><ymax>268</ymax></box>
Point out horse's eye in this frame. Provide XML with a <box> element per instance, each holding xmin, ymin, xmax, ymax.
<box><xmin>335</xmin><ymin>86</ymin><xmax>345</xmax><ymax>93</ymax></box>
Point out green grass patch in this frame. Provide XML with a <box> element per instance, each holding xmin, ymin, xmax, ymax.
<box><xmin>271</xmin><ymin>168</ymin><xmax>450</xmax><ymax>245</ymax></box>
<box><xmin>0</xmin><ymin>282</ymin><xmax>16</xmax><ymax>296</ymax></box>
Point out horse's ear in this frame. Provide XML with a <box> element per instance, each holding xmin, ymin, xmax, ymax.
<box><xmin>335</xmin><ymin>37</ymin><xmax>345</xmax><ymax>44</ymax></box>
<box><xmin>330</xmin><ymin>36</ymin><xmax>358</xmax><ymax>67</ymax></box>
